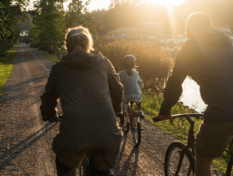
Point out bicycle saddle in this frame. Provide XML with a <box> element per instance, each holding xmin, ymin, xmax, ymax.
<box><xmin>77</xmin><ymin>148</ymin><xmax>104</xmax><ymax>158</ymax></box>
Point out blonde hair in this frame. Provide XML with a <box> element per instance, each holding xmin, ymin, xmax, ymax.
<box><xmin>64</xmin><ymin>26</ymin><xmax>94</xmax><ymax>53</ymax></box>
<box><xmin>185</xmin><ymin>12</ymin><xmax>212</xmax><ymax>33</ymax></box>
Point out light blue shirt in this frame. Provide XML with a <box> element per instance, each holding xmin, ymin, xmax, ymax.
<box><xmin>119</xmin><ymin>69</ymin><xmax>144</xmax><ymax>96</ymax></box>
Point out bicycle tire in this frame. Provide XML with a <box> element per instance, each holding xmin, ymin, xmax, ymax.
<box><xmin>124</xmin><ymin>122</ymin><xmax>130</xmax><ymax>134</ymax></box>
<box><xmin>135</xmin><ymin>122</ymin><xmax>141</xmax><ymax>146</ymax></box>
<box><xmin>83</xmin><ymin>158</ymin><xmax>88</xmax><ymax>176</ymax></box>
<box><xmin>164</xmin><ymin>141</ymin><xmax>195</xmax><ymax>176</ymax></box>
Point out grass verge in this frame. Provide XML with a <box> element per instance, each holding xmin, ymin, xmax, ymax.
<box><xmin>43</xmin><ymin>53</ymin><xmax>58</xmax><ymax>63</ymax></box>
<box><xmin>142</xmin><ymin>91</ymin><xmax>230</xmax><ymax>175</ymax></box>
<box><xmin>0</xmin><ymin>45</ymin><xmax>18</xmax><ymax>95</ymax></box>
<box><xmin>43</xmin><ymin>49</ymin><xmax>67</xmax><ymax>63</ymax></box>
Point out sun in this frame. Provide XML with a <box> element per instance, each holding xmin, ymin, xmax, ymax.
<box><xmin>142</xmin><ymin>0</ymin><xmax>186</xmax><ymax>8</ymax></box>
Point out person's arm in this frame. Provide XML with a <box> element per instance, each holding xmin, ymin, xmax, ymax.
<box><xmin>137</xmin><ymin>72</ymin><xmax>144</xmax><ymax>89</ymax></box>
<box><xmin>159</xmin><ymin>42</ymin><xmax>192</xmax><ymax>116</ymax></box>
<box><xmin>40</xmin><ymin>65</ymin><xmax>60</xmax><ymax>122</ymax></box>
<box><xmin>105</xmin><ymin>59</ymin><xmax>124</xmax><ymax>114</ymax></box>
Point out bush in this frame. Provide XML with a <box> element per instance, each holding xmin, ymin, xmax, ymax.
<box><xmin>96</xmin><ymin>40</ymin><xmax>174</xmax><ymax>90</ymax></box>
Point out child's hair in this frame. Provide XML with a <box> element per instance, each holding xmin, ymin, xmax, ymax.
<box><xmin>64</xmin><ymin>26</ymin><xmax>94</xmax><ymax>53</ymax></box>
<box><xmin>122</xmin><ymin>55</ymin><xmax>137</xmax><ymax>76</ymax></box>
<box><xmin>126</xmin><ymin>68</ymin><xmax>135</xmax><ymax>76</ymax></box>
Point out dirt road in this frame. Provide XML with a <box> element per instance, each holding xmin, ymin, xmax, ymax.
<box><xmin>0</xmin><ymin>43</ymin><xmax>213</xmax><ymax>176</ymax></box>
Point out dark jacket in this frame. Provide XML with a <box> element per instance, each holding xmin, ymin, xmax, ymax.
<box><xmin>40</xmin><ymin>50</ymin><xmax>123</xmax><ymax>169</ymax></box>
<box><xmin>160</xmin><ymin>27</ymin><xmax>233</xmax><ymax>124</ymax></box>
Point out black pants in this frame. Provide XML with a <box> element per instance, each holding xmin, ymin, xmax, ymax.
<box><xmin>56</xmin><ymin>157</ymin><xmax>112</xmax><ymax>176</ymax></box>
<box><xmin>56</xmin><ymin>157</ymin><xmax>76</xmax><ymax>176</ymax></box>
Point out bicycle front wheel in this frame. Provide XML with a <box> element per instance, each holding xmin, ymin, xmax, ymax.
<box><xmin>165</xmin><ymin>141</ymin><xmax>195</xmax><ymax>176</ymax></box>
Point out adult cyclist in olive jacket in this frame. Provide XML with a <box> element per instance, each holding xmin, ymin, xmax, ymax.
<box><xmin>40</xmin><ymin>26</ymin><xmax>123</xmax><ymax>176</ymax></box>
<box><xmin>153</xmin><ymin>12</ymin><xmax>233</xmax><ymax>176</ymax></box>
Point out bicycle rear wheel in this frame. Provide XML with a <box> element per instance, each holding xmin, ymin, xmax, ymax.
<box><xmin>124</xmin><ymin>111</ymin><xmax>130</xmax><ymax>134</ymax></box>
<box><xmin>165</xmin><ymin>141</ymin><xmax>195</xmax><ymax>176</ymax></box>
<box><xmin>132</xmin><ymin>118</ymin><xmax>141</xmax><ymax>146</ymax></box>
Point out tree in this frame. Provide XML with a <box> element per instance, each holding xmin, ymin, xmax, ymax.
<box><xmin>30</xmin><ymin>0</ymin><xmax>100</xmax><ymax>52</ymax></box>
<box><xmin>31</xmin><ymin>0</ymin><xmax>66</xmax><ymax>52</ymax></box>
<box><xmin>0</xmin><ymin>0</ymin><xmax>28</xmax><ymax>56</ymax></box>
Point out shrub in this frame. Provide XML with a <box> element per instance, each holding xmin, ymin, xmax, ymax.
<box><xmin>96</xmin><ymin>40</ymin><xmax>174</xmax><ymax>90</ymax></box>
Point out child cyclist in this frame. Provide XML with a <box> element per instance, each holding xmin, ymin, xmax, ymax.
<box><xmin>118</xmin><ymin>55</ymin><xmax>145</xmax><ymax>126</ymax></box>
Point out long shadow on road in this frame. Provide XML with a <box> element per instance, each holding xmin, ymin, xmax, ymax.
<box><xmin>0</xmin><ymin>121</ymin><xmax>59</xmax><ymax>172</ymax></box>
<box><xmin>114</xmin><ymin>134</ymin><xmax>139</xmax><ymax>176</ymax></box>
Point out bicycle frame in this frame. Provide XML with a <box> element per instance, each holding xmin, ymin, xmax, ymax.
<box><xmin>172</xmin><ymin>114</ymin><xmax>199</xmax><ymax>176</ymax></box>
<box><xmin>124</xmin><ymin>104</ymin><xmax>142</xmax><ymax>145</ymax></box>
<box><xmin>172</xmin><ymin>113</ymin><xmax>233</xmax><ymax>176</ymax></box>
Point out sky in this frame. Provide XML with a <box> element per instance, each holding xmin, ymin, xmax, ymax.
<box><xmin>29</xmin><ymin>0</ymin><xmax>187</xmax><ymax>11</ymax></box>
<box><xmin>63</xmin><ymin>0</ymin><xmax>111</xmax><ymax>11</ymax></box>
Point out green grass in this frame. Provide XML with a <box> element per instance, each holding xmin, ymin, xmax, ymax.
<box><xmin>43</xmin><ymin>49</ymin><xmax>67</xmax><ymax>63</ymax></box>
<box><xmin>0</xmin><ymin>45</ymin><xmax>18</xmax><ymax>95</ymax></box>
<box><xmin>43</xmin><ymin>53</ymin><xmax>58</xmax><ymax>63</ymax></box>
<box><xmin>141</xmin><ymin>91</ymin><xmax>230</xmax><ymax>175</ymax></box>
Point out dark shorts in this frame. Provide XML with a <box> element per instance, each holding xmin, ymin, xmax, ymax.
<box><xmin>196</xmin><ymin>122</ymin><xmax>233</xmax><ymax>158</ymax></box>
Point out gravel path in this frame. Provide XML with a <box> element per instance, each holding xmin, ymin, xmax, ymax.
<box><xmin>0</xmin><ymin>43</ymin><xmax>223</xmax><ymax>176</ymax></box>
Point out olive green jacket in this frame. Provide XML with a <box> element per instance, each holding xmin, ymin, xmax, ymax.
<box><xmin>40</xmin><ymin>50</ymin><xmax>123</xmax><ymax>169</ymax></box>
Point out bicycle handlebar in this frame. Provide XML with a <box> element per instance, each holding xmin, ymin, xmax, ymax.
<box><xmin>172</xmin><ymin>113</ymin><xmax>203</xmax><ymax>126</ymax></box>
<box><xmin>153</xmin><ymin>113</ymin><xmax>203</xmax><ymax>124</ymax></box>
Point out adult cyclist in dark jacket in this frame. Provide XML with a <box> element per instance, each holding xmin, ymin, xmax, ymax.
<box><xmin>153</xmin><ymin>12</ymin><xmax>233</xmax><ymax>176</ymax></box>
<box><xmin>40</xmin><ymin>26</ymin><xmax>123</xmax><ymax>176</ymax></box>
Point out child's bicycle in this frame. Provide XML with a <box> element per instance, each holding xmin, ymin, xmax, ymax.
<box><xmin>123</xmin><ymin>101</ymin><xmax>144</xmax><ymax>147</ymax></box>
<box><xmin>154</xmin><ymin>113</ymin><xmax>233</xmax><ymax>176</ymax></box>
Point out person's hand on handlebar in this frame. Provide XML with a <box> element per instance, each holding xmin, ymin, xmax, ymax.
<box><xmin>152</xmin><ymin>114</ymin><xmax>173</xmax><ymax>124</ymax></box>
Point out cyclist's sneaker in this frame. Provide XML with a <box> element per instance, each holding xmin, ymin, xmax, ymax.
<box><xmin>140</xmin><ymin>111</ymin><xmax>145</xmax><ymax>119</ymax></box>
<box><xmin>117</xmin><ymin>112</ymin><xmax>122</xmax><ymax>117</ymax></box>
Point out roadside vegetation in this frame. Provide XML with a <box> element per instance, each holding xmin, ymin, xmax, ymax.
<box><xmin>29</xmin><ymin>0</ymin><xmax>100</xmax><ymax>53</ymax></box>
<box><xmin>97</xmin><ymin>40</ymin><xmax>174</xmax><ymax>87</ymax></box>
<box><xmin>0</xmin><ymin>0</ymin><xmax>27</xmax><ymax>57</ymax></box>
<box><xmin>0</xmin><ymin>45</ymin><xmax>18</xmax><ymax>95</ymax></box>
<box><xmin>43</xmin><ymin>49</ymin><xmax>67</xmax><ymax>63</ymax></box>
<box><xmin>43</xmin><ymin>53</ymin><xmax>59</xmax><ymax>63</ymax></box>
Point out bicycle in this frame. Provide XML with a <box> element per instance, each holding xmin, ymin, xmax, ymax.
<box><xmin>154</xmin><ymin>113</ymin><xmax>233</xmax><ymax>176</ymax></box>
<box><xmin>58</xmin><ymin>116</ymin><xmax>104</xmax><ymax>176</ymax></box>
<box><xmin>123</xmin><ymin>101</ymin><xmax>144</xmax><ymax>147</ymax></box>
<box><xmin>77</xmin><ymin>148</ymin><xmax>104</xmax><ymax>176</ymax></box>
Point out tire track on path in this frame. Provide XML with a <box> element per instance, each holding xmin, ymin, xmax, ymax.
<box><xmin>0</xmin><ymin>43</ymin><xmax>59</xmax><ymax>175</ymax></box>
